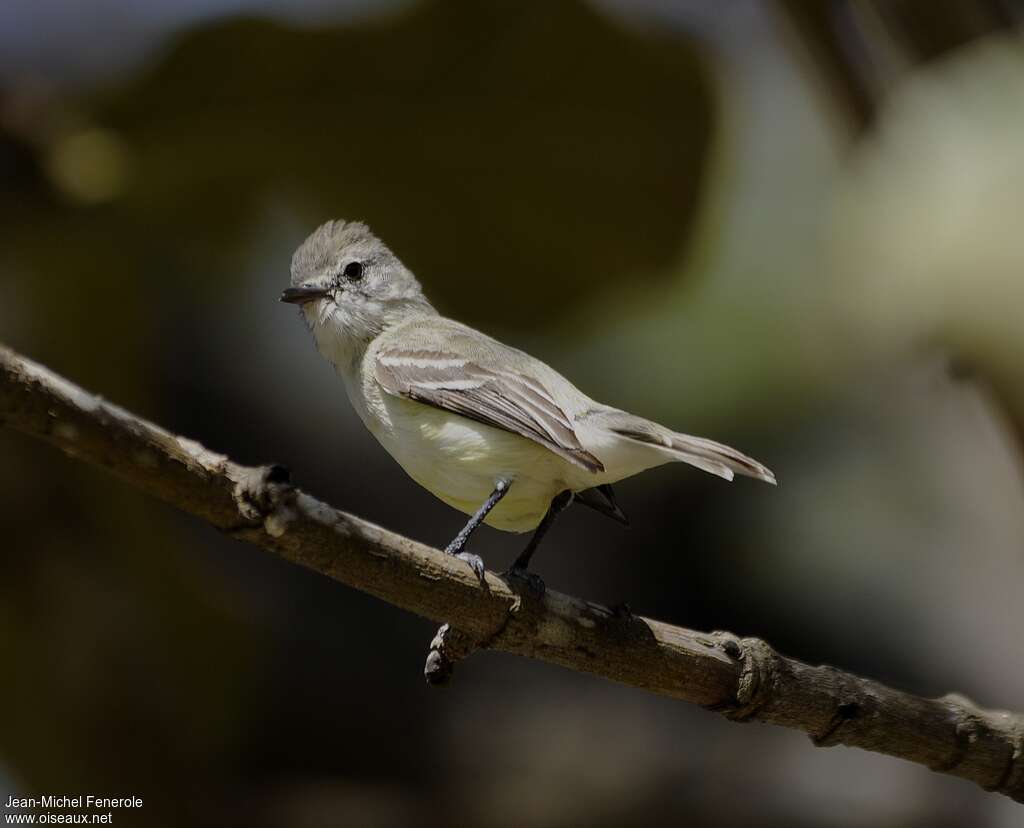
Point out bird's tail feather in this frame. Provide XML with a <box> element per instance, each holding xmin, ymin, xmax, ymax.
<box><xmin>597</xmin><ymin>411</ymin><xmax>776</xmax><ymax>485</ymax></box>
<box><xmin>665</xmin><ymin>432</ymin><xmax>776</xmax><ymax>484</ymax></box>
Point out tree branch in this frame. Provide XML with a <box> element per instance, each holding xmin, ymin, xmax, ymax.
<box><xmin>2</xmin><ymin>342</ymin><xmax>1022</xmax><ymax>803</ymax></box>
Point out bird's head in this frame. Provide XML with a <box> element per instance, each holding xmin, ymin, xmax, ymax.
<box><xmin>282</xmin><ymin>220</ymin><xmax>434</xmax><ymax>360</ymax></box>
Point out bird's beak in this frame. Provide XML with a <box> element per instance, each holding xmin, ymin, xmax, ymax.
<box><xmin>280</xmin><ymin>285</ymin><xmax>330</xmax><ymax>305</ymax></box>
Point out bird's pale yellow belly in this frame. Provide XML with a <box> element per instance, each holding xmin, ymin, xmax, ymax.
<box><xmin>371</xmin><ymin>395</ymin><xmax>572</xmax><ymax>532</ymax></box>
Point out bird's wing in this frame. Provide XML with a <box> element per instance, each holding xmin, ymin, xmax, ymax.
<box><xmin>373</xmin><ymin>334</ymin><xmax>604</xmax><ymax>474</ymax></box>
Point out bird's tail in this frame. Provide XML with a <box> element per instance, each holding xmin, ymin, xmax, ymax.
<box><xmin>662</xmin><ymin>431</ymin><xmax>776</xmax><ymax>484</ymax></box>
<box><xmin>595</xmin><ymin>411</ymin><xmax>776</xmax><ymax>485</ymax></box>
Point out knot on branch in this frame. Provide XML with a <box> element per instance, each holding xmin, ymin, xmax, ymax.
<box><xmin>424</xmin><ymin>589</ymin><xmax>527</xmax><ymax>686</ymax></box>
<box><xmin>230</xmin><ymin>463</ymin><xmax>295</xmax><ymax>535</ymax></box>
<box><xmin>990</xmin><ymin>720</ymin><xmax>1024</xmax><ymax>797</ymax></box>
<box><xmin>812</xmin><ymin>699</ymin><xmax>864</xmax><ymax>747</ymax></box>
<box><xmin>711</xmin><ymin>633</ymin><xmax>779</xmax><ymax>721</ymax></box>
<box><xmin>938</xmin><ymin>693</ymin><xmax>1024</xmax><ymax>797</ymax></box>
<box><xmin>424</xmin><ymin>623</ymin><xmax>479</xmax><ymax>686</ymax></box>
<box><xmin>932</xmin><ymin>692</ymin><xmax>985</xmax><ymax>773</ymax></box>
<box><xmin>807</xmin><ymin>666</ymin><xmax>874</xmax><ymax>747</ymax></box>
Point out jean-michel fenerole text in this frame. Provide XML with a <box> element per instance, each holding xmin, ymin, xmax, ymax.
<box><xmin>4</xmin><ymin>796</ymin><xmax>143</xmax><ymax>810</ymax></box>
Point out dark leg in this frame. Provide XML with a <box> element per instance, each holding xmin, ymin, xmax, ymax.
<box><xmin>508</xmin><ymin>489</ymin><xmax>574</xmax><ymax>586</ymax></box>
<box><xmin>445</xmin><ymin>479</ymin><xmax>510</xmax><ymax>586</ymax></box>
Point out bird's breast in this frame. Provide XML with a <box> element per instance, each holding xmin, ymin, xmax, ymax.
<box><xmin>369</xmin><ymin>394</ymin><xmax>572</xmax><ymax>532</ymax></box>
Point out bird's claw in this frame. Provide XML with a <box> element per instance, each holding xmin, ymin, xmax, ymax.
<box><xmin>454</xmin><ymin>551</ymin><xmax>488</xmax><ymax>589</ymax></box>
<box><xmin>503</xmin><ymin>565</ymin><xmax>546</xmax><ymax>597</ymax></box>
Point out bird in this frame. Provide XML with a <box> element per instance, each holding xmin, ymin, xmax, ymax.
<box><xmin>281</xmin><ymin>220</ymin><xmax>775</xmax><ymax>589</ymax></box>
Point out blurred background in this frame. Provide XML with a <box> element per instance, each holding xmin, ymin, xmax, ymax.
<box><xmin>2</xmin><ymin>1</ymin><xmax>1024</xmax><ymax>825</ymax></box>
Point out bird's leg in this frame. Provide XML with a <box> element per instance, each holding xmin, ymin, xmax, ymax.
<box><xmin>444</xmin><ymin>479</ymin><xmax>511</xmax><ymax>587</ymax></box>
<box><xmin>506</xmin><ymin>489</ymin><xmax>574</xmax><ymax>593</ymax></box>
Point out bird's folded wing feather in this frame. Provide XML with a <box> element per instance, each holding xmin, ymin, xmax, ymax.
<box><xmin>373</xmin><ymin>346</ymin><xmax>604</xmax><ymax>473</ymax></box>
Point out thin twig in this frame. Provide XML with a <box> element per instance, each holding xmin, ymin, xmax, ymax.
<box><xmin>1</xmin><ymin>342</ymin><xmax>1022</xmax><ymax>803</ymax></box>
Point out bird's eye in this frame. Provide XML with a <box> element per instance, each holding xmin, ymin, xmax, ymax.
<box><xmin>343</xmin><ymin>261</ymin><xmax>363</xmax><ymax>281</ymax></box>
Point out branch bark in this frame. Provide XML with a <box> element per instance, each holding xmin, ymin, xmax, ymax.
<box><xmin>2</xmin><ymin>342</ymin><xmax>1022</xmax><ymax>803</ymax></box>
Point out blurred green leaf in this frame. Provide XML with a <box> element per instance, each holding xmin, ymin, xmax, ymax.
<box><xmin>7</xmin><ymin>0</ymin><xmax>711</xmax><ymax>333</ymax></box>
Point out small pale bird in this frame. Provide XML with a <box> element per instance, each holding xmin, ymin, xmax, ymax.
<box><xmin>282</xmin><ymin>220</ymin><xmax>775</xmax><ymax>587</ymax></box>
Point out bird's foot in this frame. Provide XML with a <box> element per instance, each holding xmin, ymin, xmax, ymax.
<box><xmin>450</xmin><ymin>550</ymin><xmax>488</xmax><ymax>590</ymax></box>
<box><xmin>503</xmin><ymin>565</ymin><xmax>546</xmax><ymax>597</ymax></box>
